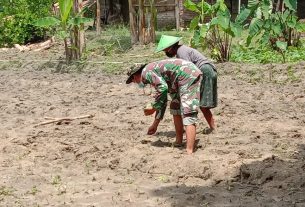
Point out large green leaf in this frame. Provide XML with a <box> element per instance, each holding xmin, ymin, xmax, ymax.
<box><xmin>197</xmin><ymin>1</ymin><xmax>211</xmax><ymax>14</ymax></box>
<box><xmin>287</xmin><ymin>16</ymin><xmax>297</xmax><ymax>28</ymax></box>
<box><xmin>248</xmin><ymin>0</ymin><xmax>258</xmax><ymax>8</ymax></box>
<box><xmin>276</xmin><ymin>40</ymin><xmax>287</xmax><ymax>51</ymax></box>
<box><xmin>191</xmin><ymin>30</ymin><xmax>201</xmax><ymax>48</ymax></box>
<box><xmin>218</xmin><ymin>14</ymin><xmax>230</xmax><ymax>30</ymax></box>
<box><xmin>261</xmin><ymin>2</ymin><xmax>271</xmax><ymax>19</ymax></box>
<box><xmin>261</xmin><ymin>31</ymin><xmax>270</xmax><ymax>45</ymax></box>
<box><xmin>189</xmin><ymin>16</ymin><xmax>199</xmax><ymax>30</ymax></box>
<box><xmin>210</xmin><ymin>17</ymin><xmax>219</xmax><ymax>27</ymax></box>
<box><xmin>59</xmin><ymin>0</ymin><xmax>73</xmax><ymax>23</ymax></box>
<box><xmin>33</xmin><ymin>17</ymin><xmax>60</xmax><ymax>27</ymax></box>
<box><xmin>216</xmin><ymin>0</ymin><xmax>227</xmax><ymax>12</ymax></box>
<box><xmin>231</xmin><ymin>22</ymin><xmax>242</xmax><ymax>37</ymax></box>
<box><xmin>296</xmin><ymin>22</ymin><xmax>305</xmax><ymax>32</ymax></box>
<box><xmin>249</xmin><ymin>18</ymin><xmax>263</xmax><ymax>36</ymax></box>
<box><xmin>184</xmin><ymin>0</ymin><xmax>200</xmax><ymax>13</ymax></box>
<box><xmin>199</xmin><ymin>24</ymin><xmax>208</xmax><ymax>38</ymax></box>
<box><xmin>264</xmin><ymin>19</ymin><xmax>272</xmax><ymax>29</ymax></box>
<box><xmin>246</xmin><ymin>35</ymin><xmax>254</xmax><ymax>46</ymax></box>
<box><xmin>284</xmin><ymin>0</ymin><xmax>297</xmax><ymax>11</ymax></box>
<box><xmin>68</xmin><ymin>17</ymin><xmax>93</xmax><ymax>26</ymax></box>
<box><xmin>235</xmin><ymin>8</ymin><xmax>251</xmax><ymax>24</ymax></box>
<box><xmin>272</xmin><ymin>23</ymin><xmax>282</xmax><ymax>35</ymax></box>
<box><xmin>281</xmin><ymin>10</ymin><xmax>291</xmax><ymax>22</ymax></box>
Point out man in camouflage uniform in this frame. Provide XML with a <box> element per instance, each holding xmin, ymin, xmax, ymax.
<box><xmin>126</xmin><ymin>58</ymin><xmax>202</xmax><ymax>154</ymax></box>
<box><xmin>156</xmin><ymin>35</ymin><xmax>218</xmax><ymax>134</ymax></box>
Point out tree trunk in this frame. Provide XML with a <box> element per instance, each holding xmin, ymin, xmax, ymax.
<box><xmin>128</xmin><ymin>0</ymin><xmax>138</xmax><ymax>44</ymax></box>
<box><xmin>72</xmin><ymin>0</ymin><xmax>85</xmax><ymax>60</ymax></box>
<box><xmin>129</xmin><ymin>0</ymin><xmax>156</xmax><ymax>45</ymax></box>
<box><xmin>64</xmin><ymin>38</ymin><xmax>72</xmax><ymax>63</ymax></box>
<box><xmin>175</xmin><ymin>0</ymin><xmax>180</xmax><ymax>31</ymax></box>
<box><xmin>96</xmin><ymin>0</ymin><xmax>101</xmax><ymax>34</ymax></box>
<box><xmin>138</xmin><ymin>0</ymin><xmax>145</xmax><ymax>44</ymax></box>
<box><xmin>148</xmin><ymin>0</ymin><xmax>156</xmax><ymax>43</ymax></box>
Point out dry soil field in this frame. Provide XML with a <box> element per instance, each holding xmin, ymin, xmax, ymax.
<box><xmin>0</xmin><ymin>46</ymin><xmax>305</xmax><ymax>207</ymax></box>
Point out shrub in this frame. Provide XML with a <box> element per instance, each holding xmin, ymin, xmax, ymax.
<box><xmin>0</xmin><ymin>0</ymin><xmax>53</xmax><ymax>47</ymax></box>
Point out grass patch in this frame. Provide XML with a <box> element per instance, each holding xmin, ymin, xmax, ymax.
<box><xmin>0</xmin><ymin>186</ymin><xmax>15</xmax><ymax>196</ymax></box>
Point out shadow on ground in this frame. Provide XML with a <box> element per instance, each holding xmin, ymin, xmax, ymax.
<box><xmin>151</xmin><ymin>144</ymin><xmax>305</xmax><ymax>207</ymax></box>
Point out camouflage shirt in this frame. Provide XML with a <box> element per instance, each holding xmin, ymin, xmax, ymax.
<box><xmin>141</xmin><ymin>58</ymin><xmax>202</xmax><ymax>119</ymax></box>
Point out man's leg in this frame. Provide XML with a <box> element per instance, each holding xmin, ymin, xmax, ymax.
<box><xmin>173</xmin><ymin>115</ymin><xmax>183</xmax><ymax>144</ymax></box>
<box><xmin>185</xmin><ymin>124</ymin><xmax>196</xmax><ymax>154</ymax></box>
<box><xmin>200</xmin><ymin>107</ymin><xmax>215</xmax><ymax>130</ymax></box>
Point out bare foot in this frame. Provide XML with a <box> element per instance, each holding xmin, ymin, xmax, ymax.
<box><xmin>203</xmin><ymin>127</ymin><xmax>215</xmax><ymax>134</ymax></box>
<box><xmin>172</xmin><ymin>141</ymin><xmax>183</xmax><ymax>147</ymax></box>
<box><xmin>186</xmin><ymin>148</ymin><xmax>194</xmax><ymax>154</ymax></box>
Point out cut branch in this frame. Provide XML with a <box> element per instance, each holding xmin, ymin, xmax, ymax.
<box><xmin>34</xmin><ymin>114</ymin><xmax>94</xmax><ymax>127</ymax></box>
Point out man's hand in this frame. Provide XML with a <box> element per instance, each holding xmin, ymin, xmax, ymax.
<box><xmin>147</xmin><ymin>118</ymin><xmax>161</xmax><ymax>135</ymax></box>
<box><xmin>147</xmin><ymin>124</ymin><xmax>158</xmax><ymax>135</ymax></box>
<box><xmin>143</xmin><ymin>103</ymin><xmax>156</xmax><ymax>116</ymax></box>
<box><xmin>144</xmin><ymin>108</ymin><xmax>156</xmax><ymax>116</ymax></box>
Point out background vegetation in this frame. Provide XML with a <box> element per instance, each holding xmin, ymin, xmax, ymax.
<box><xmin>0</xmin><ymin>0</ymin><xmax>54</xmax><ymax>47</ymax></box>
<box><xmin>0</xmin><ymin>0</ymin><xmax>304</xmax><ymax>65</ymax></box>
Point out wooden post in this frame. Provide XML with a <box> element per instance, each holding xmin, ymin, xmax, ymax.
<box><xmin>96</xmin><ymin>0</ymin><xmax>101</xmax><ymax>34</ymax></box>
<box><xmin>79</xmin><ymin>0</ymin><xmax>85</xmax><ymax>57</ymax></box>
<box><xmin>128</xmin><ymin>0</ymin><xmax>138</xmax><ymax>44</ymax></box>
<box><xmin>138</xmin><ymin>0</ymin><xmax>145</xmax><ymax>44</ymax></box>
<box><xmin>175</xmin><ymin>0</ymin><xmax>180</xmax><ymax>31</ymax></box>
<box><xmin>149</xmin><ymin>0</ymin><xmax>156</xmax><ymax>43</ymax></box>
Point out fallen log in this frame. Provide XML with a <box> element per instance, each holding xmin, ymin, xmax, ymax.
<box><xmin>15</xmin><ymin>37</ymin><xmax>55</xmax><ymax>52</ymax></box>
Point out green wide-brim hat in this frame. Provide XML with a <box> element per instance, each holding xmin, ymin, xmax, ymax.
<box><xmin>155</xmin><ymin>35</ymin><xmax>182</xmax><ymax>52</ymax></box>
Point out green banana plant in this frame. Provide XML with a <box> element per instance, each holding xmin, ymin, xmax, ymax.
<box><xmin>184</xmin><ymin>0</ymin><xmax>251</xmax><ymax>62</ymax></box>
<box><xmin>34</xmin><ymin>0</ymin><xmax>92</xmax><ymax>62</ymax></box>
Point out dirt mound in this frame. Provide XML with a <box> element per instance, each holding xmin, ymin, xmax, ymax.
<box><xmin>240</xmin><ymin>154</ymin><xmax>305</xmax><ymax>188</ymax></box>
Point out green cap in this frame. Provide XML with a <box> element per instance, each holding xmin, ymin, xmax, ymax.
<box><xmin>155</xmin><ymin>35</ymin><xmax>182</xmax><ymax>52</ymax></box>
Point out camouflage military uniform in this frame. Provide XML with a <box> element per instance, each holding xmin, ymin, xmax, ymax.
<box><xmin>141</xmin><ymin>59</ymin><xmax>202</xmax><ymax>125</ymax></box>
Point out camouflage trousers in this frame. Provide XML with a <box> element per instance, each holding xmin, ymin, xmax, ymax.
<box><xmin>169</xmin><ymin>75</ymin><xmax>202</xmax><ymax>125</ymax></box>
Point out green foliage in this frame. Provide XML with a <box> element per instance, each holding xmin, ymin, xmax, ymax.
<box><xmin>59</xmin><ymin>0</ymin><xmax>73</xmax><ymax>24</ymax></box>
<box><xmin>184</xmin><ymin>0</ymin><xmax>251</xmax><ymax>62</ymax></box>
<box><xmin>247</xmin><ymin>0</ymin><xmax>305</xmax><ymax>48</ymax></box>
<box><xmin>0</xmin><ymin>186</ymin><xmax>15</xmax><ymax>196</ymax></box>
<box><xmin>286</xmin><ymin>65</ymin><xmax>300</xmax><ymax>82</ymax></box>
<box><xmin>51</xmin><ymin>175</ymin><xmax>62</xmax><ymax>185</ymax></box>
<box><xmin>0</xmin><ymin>0</ymin><xmax>53</xmax><ymax>47</ymax></box>
<box><xmin>276</xmin><ymin>40</ymin><xmax>288</xmax><ymax>62</ymax></box>
<box><xmin>86</xmin><ymin>24</ymin><xmax>131</xmax><ymax>57</ymax></box>
<box><xmin>26</xmin><ymin>186</ymin><xmax>39</xmax><ymax>195</ymax></box>
<box><xmin>33</xmin><ymin>0</ymin><xmax>92</xmax><ymax>32</ymax></box>
<box><xmin>34</xmin><ymin>0</ymin><xmax>93</xmax><ymax>62</ymax></box>
<box><xmin>231</xmin><ymin>44</ymin><xmax>305</xmax><ymax>64</ymax></box>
